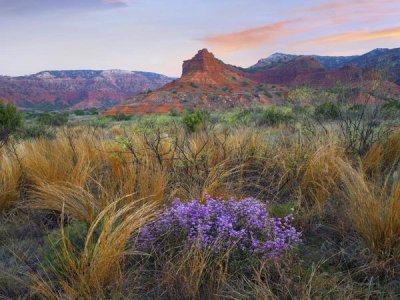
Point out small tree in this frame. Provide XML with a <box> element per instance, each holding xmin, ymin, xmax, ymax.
<box><xmin>0</xmin><ymin>100</ymin><xmax>23</xmax><ymax>145</ymax></box>
<box><xmin>182</xmin><ymin>109</ymin><xmax>209</xmax><ymax>132</ymax></box>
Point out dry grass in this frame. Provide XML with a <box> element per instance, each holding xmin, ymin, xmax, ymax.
<box><xmin>31</xmin><ymin>196</ymin><xmax>157</xmax><ymax>299</ymax></box>
<box><xmin>340</xmin><ymin>161</ymin><xmax>400</xmax><ymax>259</ymax></box>
<box><xmin>0</xmin><ymin>150</ymin><xmax>21</xmax><ymax>211</ymax></box>
<box><xmin>301</xmin><ymin>142</ymin><xmax>344</xmax><ymax>207</ymax></box>
<box><xmin>1</xmin><ymin>125</ymin><xmax>400</xmax><ymax>298</ymax></box>
<box><xmin>362</xmin><ymin>133</ymin><xmax>400</xmax><ymax>178</ymax></box>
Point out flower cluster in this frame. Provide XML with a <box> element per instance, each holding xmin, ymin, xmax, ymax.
<box><xmin>136</xmin><ymin>196</ymin><xmax>301</xmax><ymax>258</ymax></box>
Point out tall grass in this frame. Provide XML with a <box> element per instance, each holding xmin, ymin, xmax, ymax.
<box><xmin>301</xmin><ymin>142</ymin><xmax>344</xmax><ymax>207</ymax></box>
<box><xmin>1</xmin><ymin>124</ymin><xmax>400</xmax><ymax>298</ymax></box>
<box><xmin>0</xmin><ymin>149</ymin><xmax>21</xmax><ymax>211</ymax></box>
<box><xmin>31</xmin><ymin>196</ymin><xmax>157</xmax><ymax>299</ymax></box>
<box><xmin>340</xmin><ymin>161</ymin><xmax>400</xmax><ymax>259</ymax></box>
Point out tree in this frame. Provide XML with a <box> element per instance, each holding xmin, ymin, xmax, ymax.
<box><xmin>0</xmin><ymin>100</ymin><xmax>23</xmax><ymax>145</ymax></box>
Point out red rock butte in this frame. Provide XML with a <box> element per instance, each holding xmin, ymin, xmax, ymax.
<box><xmin>182</xmin><ymin>49</ymin><xmax>224</xmax><ymax>75</ymax></box>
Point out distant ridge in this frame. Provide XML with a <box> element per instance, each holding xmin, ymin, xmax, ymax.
<box><xmin>250</xmin><ymin>48</ymin><xmax>400</xmax><ymax>84</ymax></box>
<box><xmin>0</xmin><ymin>69</ymin><xmax>173</xmax><ymax>110</ymax></box>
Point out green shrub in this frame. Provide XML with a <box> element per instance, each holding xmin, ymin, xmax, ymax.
<box><xmin>168</xmin><ymin>109</ymin><xmax>180</xmax><ymax>117</ymax></box>
<box><xmin>36</xmin><ymin>112</ymin><xmax>69</xmax><ymax>127</ymax></box>
<box><xmin>259</xmin><ymin>106</ymin><xmax>294</xmax><ymax>126</ymax></box>
<box><xmin>382</xmin><ymin>100</ymin><xmax>400</xmax><ymax>119</ymax></box>
<box><xmin>314</xmin><ymin>101</ymin><xmax>341</xmax><ymax>120</ymax></box>
<box><xmin>16</xmin><ymin>125</ymin><xmax>55</xmax><ymax>140</ymax></box>
<box><xmin>0</xmin><ymin>100</ymin><xmax>23</xmax><ymax>144</ymax></box>
<box><xmin>182</xmin><ymin>110</ymin><xmax>209</xmax><ymax>132</ymax></box>
<box><xmin>74</xmin><ymin>110</ymin><xmax>86</xmax><ymax>116</ymax></box>
<box><xmin>89</xmin><ymin>116</ymin><xmax>112</xmax><ymax>128</ymax></box>
<box><xmin>111</xmin><ymin>114</ymin><xmax>132</xmax><ymax>121</ymax></box>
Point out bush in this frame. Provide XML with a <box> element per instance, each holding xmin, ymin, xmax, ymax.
<box><xmin>259</xmin><ymin>106</ymin><xmax>294</xmax><ymax>126</ymax></box>
<box><xmin>339</xmin><ymin>104</ymin><xmax>389</xmax><ymax>155</ymax></box>
<box><xmin>36</xmin><ymin>112</ymin><xmax>69</xmax><ymax>127</ymax></box>
<box><xmin>16</xmin><ymin>125</ymin><xmax>55</xmax><ymax>140</ymax></box>
<box><xmin>168</xmin><ymin>109</ymin><xmax>180</xmax><ymax>117</ymax></box>
<box><xmin>74</xmin><ymin>110</ymin><xmax>86</xmax><ymax>116</ymax></box>
<box><xmin>182</xmin><ymin>109</ymin><xmax>209</xmax><ymax>132</ymax></box>
<box><xmin>0</xmin><ymin>101</ymin><xmax>23</xmax><ymax>145</ymax></box>
<box><xmin>136</xmin><ymin>196</ymin><xmax>301</xmax><ymax>259</ymax></box>
<box><xmin>382</xmin><ymin>100</ymin><xmax>400</xmax><ymax>119</ymax></box>
<box><xmin>73</xmin><ymin>108</ymin><xmax>99</xmax><ymax>116</ymax></box>
<box><xmin>111</xmin><ymin>114</ymin><xmax>132</xmax><ymax>121</ymax></box>
<box><xmin>314</xmin><ymin>101</ymin><xmax>341</xmax><ymax>120</ymax></box>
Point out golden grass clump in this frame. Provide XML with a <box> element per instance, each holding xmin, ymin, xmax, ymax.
<box><xmin>31</xmin><ymin>197</ymin><xmax>157</xmax><ymax>299</ymax></box>
<box><xmin>362</xmin><ymin>133</ymin><xmax>400</xmax><ymax>178</ymax></box>
<box><xmin>15</xmin><ymin>133</ymin><xmax>168</xmax><ymax>222</ymax></box>
<box><xmin>340</xmin><ymin>160</ymin><xmax>400</xmax><ymax>259</ymax></box>
<box><xmin>0</xmin><ymin>152</ymin><xmax>21</xmax><ymax>211</ymax></box>
<box><xmin>301</xmin><ymin>143</ymin><xmax>345</xmax><ymax>207</ymax></box>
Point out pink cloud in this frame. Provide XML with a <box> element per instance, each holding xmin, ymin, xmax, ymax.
<box><xmin>202</xmin><ymin>20</ymin><xmax>304</xmax><ymax>53</ymax></box>
<box><xmin>294</xmin><ymin>27</ymin><xmax>400</xmax><ymax>47</ymax></box>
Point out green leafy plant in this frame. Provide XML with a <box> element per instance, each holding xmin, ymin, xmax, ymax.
<box><xmin>314</xmin><ymin>101</ymin><xmax>341</xmax><ymax>120</ymax></box>
<box><xmin>182</xmin><ymin>109</ymin><xmax>209</xmax><ymax>132</ymax></box>
<box><xmin>0</xmin><ymin>100</ymin><xmax>23</xmax><ymax>145</ymax></box>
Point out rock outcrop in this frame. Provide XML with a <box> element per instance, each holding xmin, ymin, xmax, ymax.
<box><xmin>103</xmin><ymin>49</ymin><xmax>282</xmax><ymax>115</ymax></box>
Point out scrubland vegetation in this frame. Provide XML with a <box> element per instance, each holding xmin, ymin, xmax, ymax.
<box><xmin>1</xmin><ymin>96</ymin><xmax>400</xmax><ymax>299</ymax></box>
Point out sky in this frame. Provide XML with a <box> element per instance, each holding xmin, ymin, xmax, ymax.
<box><xmin>0</xmin><ymin>0</ymin><xmax>399</xmax><ymax>77</ymax></box>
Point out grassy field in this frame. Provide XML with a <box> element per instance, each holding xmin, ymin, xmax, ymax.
<box><xmin>1</xmin><ymin>103</ymin><xmax>400</xmax><ymax>299</ymax></box>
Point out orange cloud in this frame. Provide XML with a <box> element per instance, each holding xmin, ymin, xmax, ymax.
<box><xmin>309</xmin><ymin>0</ymin><xmax>400</xmax><ymax>24</ymax></box>
<box><xmin>202</xmin><ymin>20</ymin><xmax>301</xmax><ymax>53</ymax></box>
<box><xmin>301</xmin><ymin>27</ymin><xmax>400</xmax><ymax>45</ymax></box>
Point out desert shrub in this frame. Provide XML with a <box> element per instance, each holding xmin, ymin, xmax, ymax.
<box><xmin>221</xmin><ymin>108</ymin><xmax>255</xmax><ymax>126</ymax></box>
<box><xmin>36</xmin><ymin>112</ymin><xmax>69</xmax><ymax>127</ymax></box>
<box><xmin>16</xmin><ymin>125</ymin><xmax>55</xmax><ymax>140</ymax></box>
<box><xmin>182</xmin><ymin>109</ymin><xmax>209</xmax><ymax>132</ymax></box>
<box><xmin>168</xmin><ymin>109</ymin><xmax>180</xmax><ymax>117</ymax></box>
<box><xmin>259</xmin><ymin>106</ymin><xmax>294</xmax><ymax>126</ymax></box>
<box><xmin>314</xmin><ymin>101</ymin><xmax>341</xmax><ymax>120</ymax></box>
<box><xmin>136</xmin><ymin>196</ymin><xmax>301</xmax><ymax>259</ymax></box>
<box><xmin>338</xmin><ymin>104</ymin><xmax>390</xmax><ymax>155</ymax></box>
<box><xmin>73</xmin><ymin>108</ymin><xmax>98</xmax><ymax>116</ymax></box>
<box><xmin>111</xmin><ymin>113</ymin><xmax>132</xmax><ymax>121</ymax></box>
<box><xmin>222</xmin><ymin>106</ymin><xmax>294</xmax><ymax>127</ymax></box>
<box><xmin>382</xmin><ymin>100</ymin><xmax>400</xmax><ymax>119</ymax></box>
<box><xmin>74</xmin><ymin>110</ymin><xmax>86</xmax><ymax>116</ymax></box>
<box><xmin>0</xmin><ymin>100</ymin><xmax>23</xmax><ymax>145</ymax></box>
<box><xmin>88</xmin><ymin>116</ymin><xmax>111</xmax><ymax>128</ymax></box>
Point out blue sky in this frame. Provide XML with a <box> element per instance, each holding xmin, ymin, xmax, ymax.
<box><xmin>0</xmin><ymin>0</ymin><xmax>399</xmax><ymax>76</ymax></box>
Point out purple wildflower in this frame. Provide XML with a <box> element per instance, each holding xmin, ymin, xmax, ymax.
<box><xmin>135</xmin><ymin>196</ymin><xmax>301</xmax><ymax>258</ymax></box>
